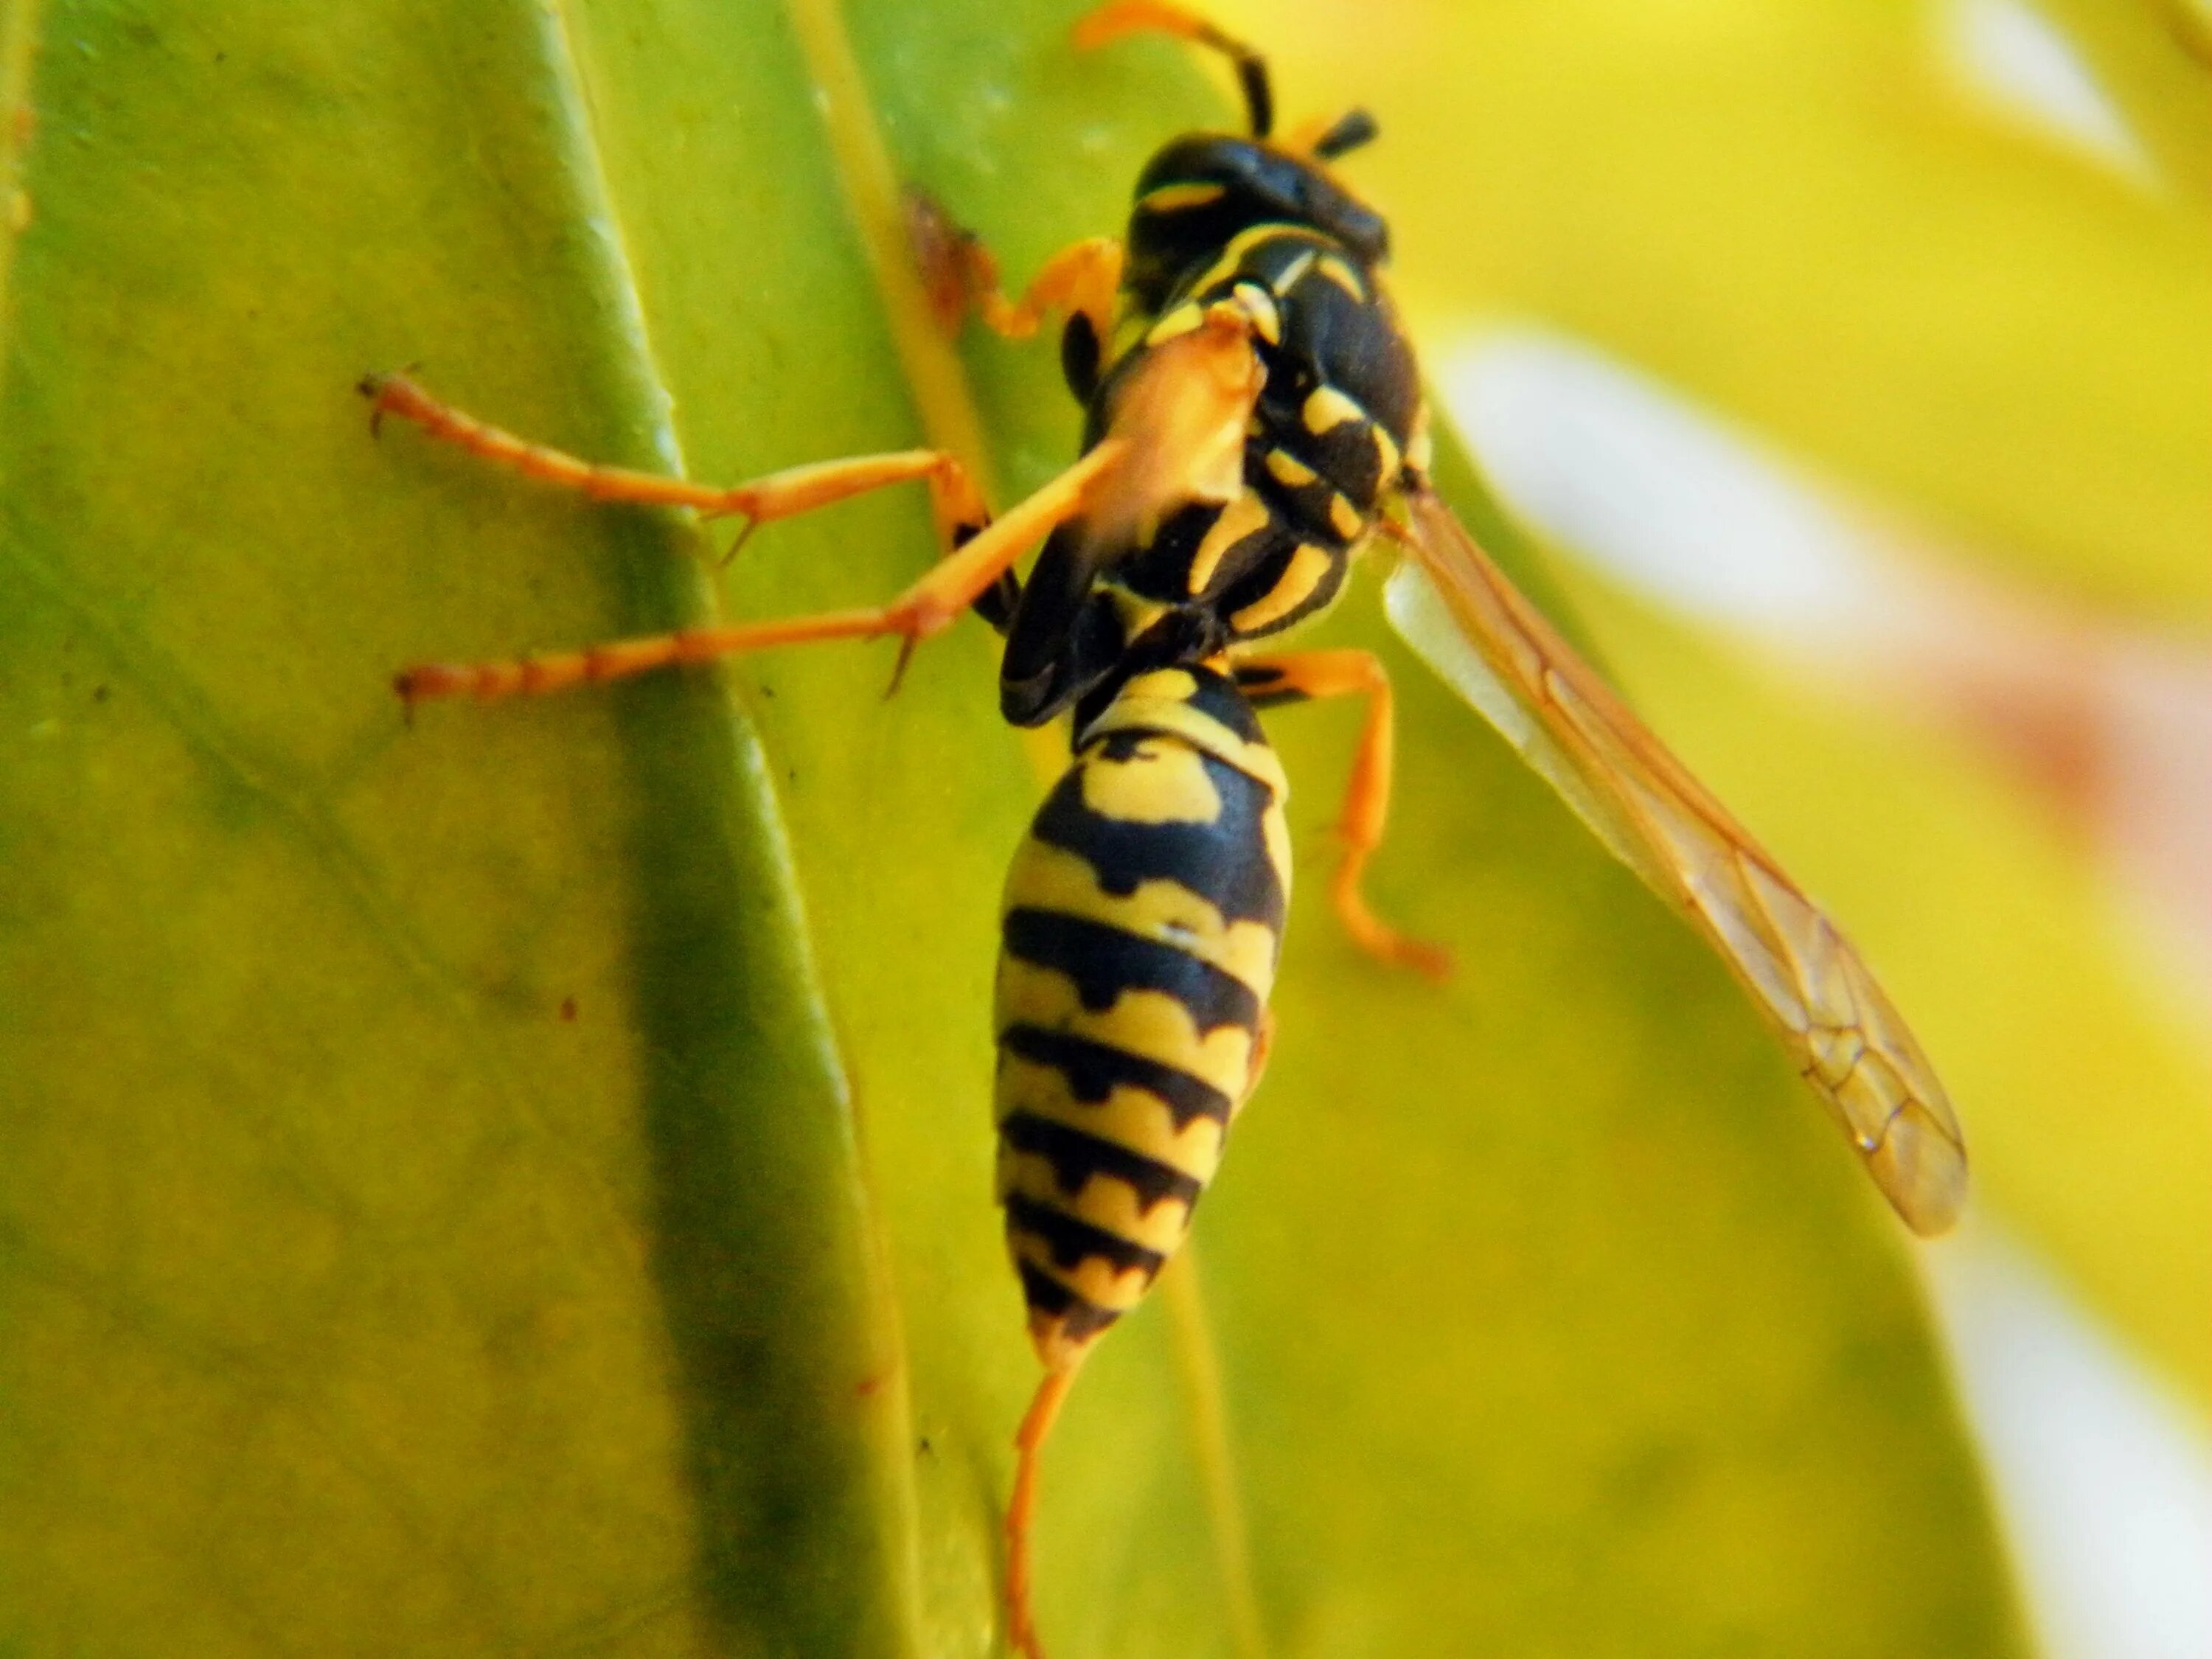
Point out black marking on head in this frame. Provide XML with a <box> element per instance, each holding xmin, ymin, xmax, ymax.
<box><xmin>1030</xmin><ymin>745</ymin><xmax>1285</xmax><ymax>930</ymax></box>
<box><xmin>1001</xmin><ymin>1112</ymin><xmax>1205</xmax><ymax>1214</ymax></box>
<box><xmin>1002</xmin><ymin>908</ymin><xmax>1262</xmax><ymax>1034</ymax></box>
<box><xmin>1006</xmin><ymin>1192</ymin><xmax>1166</xmax><ymax>1281</ymax></box>
<box><xmin>1015</xmin><ymin>1259</ymin><xmax>1121</xmax><ymax>1341</ymax></box>
<box><xmin>1000</xmin><ymin>1025</ymin><xmax>1234</xmax><ymax>1130</ymax></box>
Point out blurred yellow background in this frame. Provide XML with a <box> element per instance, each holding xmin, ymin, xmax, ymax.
<box><xmin>1212</xmin><ymin>1</ymin><xmax>2211</xmax><ymax>1652</ymax></box>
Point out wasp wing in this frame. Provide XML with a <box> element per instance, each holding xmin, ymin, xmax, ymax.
<box><xmin>1385</xmin><ymin>487</ymin><xmax>1966</xmax><ymax>1236</ymax></box>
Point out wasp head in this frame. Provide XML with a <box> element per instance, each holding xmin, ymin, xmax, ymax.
<box><xmin>1123</xmin><ymin>130</ymin><xmax>1388</xmax><ymax>312</ymax></box>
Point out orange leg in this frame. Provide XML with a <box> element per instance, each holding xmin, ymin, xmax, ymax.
<box><xmin>970</xmin><ymin>237</ymin><xmax>1124</xmax><ymax>347</ymax></box>
<box><xmin>1075</xmin><ymin>1</ymin><xmax>1274</xmax><ymax>137</ymax></box>
<box><xmin>362</xmin><ymin>370</ymin><xmax>992</xmax><ymax>556</ymax></box>
<box><xmin>378</xmin><ymin>403</ymin><xmax>1124</xmax><ymax>703</ymax></box>
<box><xmin>1006</xmin><ymin>1360</ymin><xmax>1084</xmax><ymax>1659</ymax></box>
<box><xmin>1236</xmin><ymin>650</ymin><xmax>1453</xmax><ymax>981</ymax></box>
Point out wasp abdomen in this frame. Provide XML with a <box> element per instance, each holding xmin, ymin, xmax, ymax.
<box><xmin>994</xmin><ymin>666</ymin><xmax>1290</xmax><ymax>1368</ymax></box>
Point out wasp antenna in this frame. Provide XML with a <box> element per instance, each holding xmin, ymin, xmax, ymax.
<box><xmin>1074</xmin><ymin>2</ymin><xmax>1273</xmax><ymax>137</ymax></box>
<box><xmin>1312</xmin><ymin>108</ymin><xmax>1379</xmax><ymax>159</ymax></box>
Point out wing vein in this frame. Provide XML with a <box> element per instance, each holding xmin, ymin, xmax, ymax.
<box><xmin>1388</xmin><ymin>487</ymin><xmax>1965</xmax><ymax>1234</ymax></box>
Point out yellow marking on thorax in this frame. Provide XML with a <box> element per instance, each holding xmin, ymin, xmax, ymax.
<box><xmin>1231</xmin><ymin>543</ymin><xmax>1336</xmax><ymax>634</ymax></box>
<box><xmin>1327</xmin><ymin>492</ymin><xmax>1365</xmax><ymax>541</ymax></box>
<box><xmin>1145</xmin><ymin>302</ymin><xmax>1206</xmax><ymax>347</ymax></box>
<box><xmin>1184</xmin><ymin>223</ymin><xmax>1309</xmax><ymax>307</ymax></box>
<box><xmin>1139</xmin><ymin>181</ymin><xmax>1228</xmax><ymax>215</ymax></box>
<box><xmin>1311</xmin><ymin>254</ymin><xmax>1368</xmax><ymax>301</ymax></box>
<box><xmin>993</xmin><ymin>1053</ymin><xmax>1228</xmax><ymax>1185</ymax></box>
<box><xmin>1003</xmin><ymin>839</ymin><xmax>1281</xmax><ymax>996</ymax></box>
<box><xmin>1265</xmin><ymin>449</ymin><xmax>1317</xmax><ymax>489</ymax></box>
<box><xmin>1185</xmin><ymin>492</ymin><xmax>1273</xmax><ymax>595</ymax></box>
<box><xmin>1369</xmin><ymin>420</ymin><xmax>1403</xmax><ymax>482</ymax></box>
<box><xmin>1302</xmin><ymin>385</ymin><xmax>1365</xmax><ymax>436</ymax></box>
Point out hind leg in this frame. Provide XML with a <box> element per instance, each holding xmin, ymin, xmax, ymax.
<box><xmin>1235</xmin><ymin>649</ymin><xmax>1453</xmax><ymax>980</ymax></box>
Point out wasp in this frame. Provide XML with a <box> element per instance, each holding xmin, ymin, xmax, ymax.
<box><xmin>364</xmin><ymin>4</ymin><xmax>1968</xmax><ymax>1653</ymax></box>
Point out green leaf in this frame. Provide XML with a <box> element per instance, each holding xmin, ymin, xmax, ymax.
<box><xmin>0</xmin><ymin>1</ymin><xmax>2023</xmax><ymax>1655</ymax></box>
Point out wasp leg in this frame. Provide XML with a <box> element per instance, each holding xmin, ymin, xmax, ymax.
<box><xmin>1006</xmin><ymin>1359</ymin><xmax>1084</xmax><ymax>1659</ymax></box>
<box><xmin>1235</xmin><ymin>649</ymin><xmax>1453</xmax><ymax>981</ymax></box>
<box><xmin>361</xmin><ymin>371</ymin><xmax>995</xmax><ymax>556</ymax></box>
<box><xmin>1074</xmin><ymin>1</ymin><xmax>1274</xmax><ymax>139</ymax></box>
<box><xmin>972</xmin><ymin>235</ymin><xmax>1123</xmax><ymax>349</ymax></box>
<box><xmin>391</xmin><ymin>439</ymin><xmax>1124</xmax><ymax>706</ymax></box>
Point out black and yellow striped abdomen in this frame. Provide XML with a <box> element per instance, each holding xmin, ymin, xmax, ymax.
<box><xmin>995</xmin><ymin>665</ymin><xmax>1291</xmax><ymax>1368</ymax></box>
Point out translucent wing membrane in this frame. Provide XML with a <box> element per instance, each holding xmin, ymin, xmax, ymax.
<box><xmin>1385</xmin><ymin>489</ymin><xmax>1966</xmax><ymax>1235</ymax></box>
